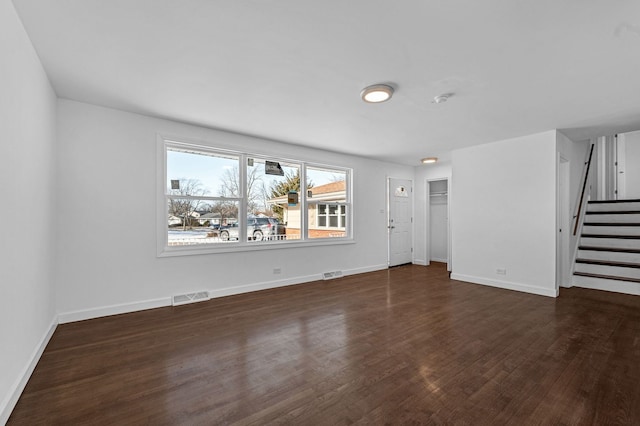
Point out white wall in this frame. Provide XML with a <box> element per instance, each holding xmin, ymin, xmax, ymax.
<box><xmin>0</xmin><ymin>0</ymin><xmax>58</xmax><ymax>422</ymax></box>
<box><xmin>621</xmin><ymin>130</ymin><xmax>640</xmax><ymax>199</ymax></box>
<box><xmin>56</xmin><ymin>100</ymin><xmax>413</xmax><ymax>320</ymax></box>
<box><xmin>413</xmin><ymin>162</ymin><xmax>452</xmax><ymax>265</ymax></box>
<box><xmin>450</xmin><ymin>131</ymin><xmax>558</xmax><ymax>297</ymax></box>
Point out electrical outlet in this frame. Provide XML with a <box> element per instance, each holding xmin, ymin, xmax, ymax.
<box><xmin>496</xmin><ymin>268</ymin><xmax>507</xmax><ymax>275</ymax></box>
<box><xmin>273</xmin><ymin>268</ymin><xmax>281</xmax><ymax>274</ymax></box>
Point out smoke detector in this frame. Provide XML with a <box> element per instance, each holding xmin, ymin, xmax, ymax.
<box><xmin>432</xmin><ymin>93</ymin><xmax>453</xmax><ymax>104</ymax></box>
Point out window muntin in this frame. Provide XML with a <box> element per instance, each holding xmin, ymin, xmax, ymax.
<box><xmin>161</xmin><ymin>139</ymin><xmax>352</xmax><ymax>254</ymax></box>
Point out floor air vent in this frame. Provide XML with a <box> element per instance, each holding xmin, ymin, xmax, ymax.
<box><xmin>172</xmin><ymin>291</ymin><xmax>210</xmax><ymax>306</ymax></box>
<box><xmin>323</xmin><ymin>270</ymin><xmax>343</xmax><ymax>280</ymax></box>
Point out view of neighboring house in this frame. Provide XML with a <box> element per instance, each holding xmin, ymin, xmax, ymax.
<box><xmin>197</xmin><ymin>212</ymin><xmax>221</xmax><ymax>226</ymax></box>
<box><xmin>167</xmin><ymin>215</ymin><xmax>183</xmax><ymax>226</ymax></box>
<box><xmin>167</xmin><ymin>211</ymin><xmax>236</xmax><ymax>227</ymax></box>
<box><xmin>269</xmin><ymin>180</ymin><xmax>346</xmax><ymax>239</ymax></box>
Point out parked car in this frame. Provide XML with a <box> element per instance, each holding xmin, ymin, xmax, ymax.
<box><xmin>248</xmin><ymin>217</ymin><xmax>286</xmax><ymax>241</ymax></box>
<box><xmin>218</xmin><ymin>218</ymin><xmax>286</xmax><ymax>241</ymax></box>
<box><xmin>218</xmin><ymin>223</ymin><xmax>239</xmax><ymax>241</ymax></box>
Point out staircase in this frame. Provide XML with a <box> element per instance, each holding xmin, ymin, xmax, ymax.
<box><xmin>573</xmin><ymin>199</ymin><xmax>640</xmax><ymax>295</ymax></box>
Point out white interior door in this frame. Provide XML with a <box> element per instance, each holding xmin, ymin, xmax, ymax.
<box><xmin>616</xmin><ymin>130</ymin><xmax>640</xmax><ymax>199</ymax></box>
<box><xmin>388</xmin><ymin>178</ymin><xmax>413</xmax><ymax>267</ymax></box>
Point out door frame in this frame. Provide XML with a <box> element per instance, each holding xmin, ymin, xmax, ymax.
<box><xmin>387</xmin><ymin>176</ymin><xmax>414</xmax><ymax>267</ymax></box>
<box><xmin>616</xmin><ymin>133</ymin><xmax>626</xmax><ymax>199</ymax></box>
<box><xmin>556</xmin><ymin>155</ymin><xmax>570</xmax><ymax>292</ymax></box>
<box><xmin>426</xmin><ymin>177</ymin><xmax>451</xmax><ymax>271</ymax></box>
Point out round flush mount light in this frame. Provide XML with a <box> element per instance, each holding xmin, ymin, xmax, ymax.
<box><xmin>361</xmin><ymin>84</ymin><xmax>394</xmax><ymax>103</ymax></box>
<box><xmin>421</xmin><ymin>157</ymin><xmax>438</xmax><ymax>164</ymax></box>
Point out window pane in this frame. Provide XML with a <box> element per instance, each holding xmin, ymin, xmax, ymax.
<box><xmin>306</xmin><ymin>167</ymin><xmax>347</xmax><ymax>203</ymax></box>
<box><xmin>167</xmin><ymin>148</ymin><xmax>239</xmax><ymax>197</ymax></box>
<box><xmin>167</xmin><ymin>199</ymin><xmax>239</xmax><ymax>245</ymax></box>
<box><xmin>306</xmin><ymin>166</ymin><xmax>348</xmax><ymax>238</ymax></box>
<box><xmin>257</xmin><ymin>158</ymin><xmax>301</xmax><ymax>240</ymax></box>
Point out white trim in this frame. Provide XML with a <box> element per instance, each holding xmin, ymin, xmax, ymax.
<box><xmin>58</xmin><ymin>297</ymin><xmax>172</xmax><ymax>324</ymax></box>
<box><xmin>426</xmin><ymin>177</ymin><xmax>451</xmax><ymax>272</ymax></box>
<box><xmin>450</xmin><ymin>273</ymin><xmax>558</xmax><ymax>298</ymax></box>
<box><xmin>208</xmin><ymin>264</ymin><xmax>388</xmax><ymax>299</ymax></box>
<box><xmin>412</xmin><ymin>259</ymin><xmax>427</xmax><ymax>266</ymax></box>
<box><xmin>158</xmin><ymin>238</ymin><xmax>356</xmax><ymax>257</ymax></box>
<box><xmin>430</xmin><ymin>257</ymin><xmax>448</xmax><ymax>263</ymax></box>
<box><xmin>0</xmin><ymin>317</ymin><xmax>57</xmax><ymax>425</ymax></box>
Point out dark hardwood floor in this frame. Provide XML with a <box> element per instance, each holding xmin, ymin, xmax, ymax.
<box><xmin>9</xmin><ymin>263</ymin><xmax>640</xmax><ymax>425</ymax></box>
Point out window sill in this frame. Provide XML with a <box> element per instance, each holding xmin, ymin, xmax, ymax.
<box><xmin>157</xmin><ymin>238</ymin><xmax>355</xmax><ymax>257</ymax></box>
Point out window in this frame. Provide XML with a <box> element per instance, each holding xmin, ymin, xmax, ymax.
<box><xmin>165</xmin><ymin>146</ymin><xmax>240</xmax><ymax>247</ymax></box>
<box><xmin>316</xmin><ymin>204</ymin><xmax>347</xmax><ymax>228</ymax></box>
<box><xmin>306</xmin><ymin>166</ymin><xmax>348</xmax><ymax>239</ymax></box>
<box><xmin>159</xmin><ymin>137</ymin><xmax>352</xmax><ymax>255</ymax></box>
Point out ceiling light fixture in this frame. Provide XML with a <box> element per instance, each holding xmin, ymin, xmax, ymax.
<box><xmin>432</xmin><ymin>93</ymin><xmax>452</xmax><ymax>104</ymax></box>
<box><xmin>421</xmin><ymin>157</ymin><xmax>438</xmax><ymax>164</ymax></box>
<box><xmin>361</xmin><ymin>84</ymin><xmax>394</xmax><ymax>103</ymax></box>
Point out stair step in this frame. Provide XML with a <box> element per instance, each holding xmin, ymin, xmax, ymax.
<box><xmin>581</xmin><ymin>234</ymin><xmax>640</xmax><ymax>239</ymax></box>
<box><xmin>579</xmin><ymin>237</ymin><xmax>640</xmax><ymax>250</ymax></box>
<box><xmin>573</xmin><ymin>271</ymin><xmax>640</xmax><ymax>284</ymax></box>
<box><xmin>582</xmin><ymin>225</ymin><xmax>640</xmax><ymax>236</ymax></box>
<box><xmin>575</xmin><ymin>259</ymin><xmax>640</xmax><ymax>269</ymax></box>
<box><xmin>572</xmin><ymin>273</ymin><xmax>640</xmax><ymax>296</ymax></box>
<box><xmin>577</xmin><ymin>247</ymin><xmax>640</xmax><ymax>263</ymax></box>
<box><xmin>574</xmin><ymin>262</ymin><xmax>640</xmax><ymax>280</ymax></box>
<box><xmin>588</xmin><ymin>199</ymin><xmax>640</xmax><ymax>203</ymax></box>
<box><xmin>578</xmin><ymin>246</ymin><xmax>640</xmax><ymax>254</ymax></box>
<box><xmin>585</xmin><ymin>210</ymin><xmax>640</xmax><ymax>215</ymax></box>
<box><xmin>584</xmin><ymin>213</ymin><xmax>640</xmax><ymax>223</ymax></box>
<box><xmin>583</xmin><ymin>222</ymin><xmax>640</xmax><ymax>226</ymax></box>
<box><xmin>587</xmin><ymin>201</ymin><xmax>640</xmax><ymax>213</ymax></box>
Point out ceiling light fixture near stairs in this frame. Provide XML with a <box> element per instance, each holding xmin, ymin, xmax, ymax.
<box><xmin>361</xmin><ymin>84</ymin><xmax>394</xmax><ymax>103</ymax></box>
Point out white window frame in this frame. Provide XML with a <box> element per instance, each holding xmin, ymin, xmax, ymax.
<box><xmin>157</xmin><ymin>134</ymin><xmax>353</xmax><ymax>257</ymax></box>
<box><xmin>313</xmin><ymin>203</ymin><xmax>348</xmax><ymax>229</ymax></box>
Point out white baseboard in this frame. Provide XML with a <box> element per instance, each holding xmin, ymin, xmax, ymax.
<box><xmin>344</xmin><ymin>264</ymin><xmax>388</xmax><ymax>276</ymax></box>
<box><xmin>450</xmin><ymin>273</ymin><xmax>557</xmax><ymax>298</ymax></box>
<box><xmin>208</xmin><ymin>274</ymin><xmax>321</xmax><ymax>299</ymax></box>
<box><xmin>1</xmin><ymin>316</ymin><xmax>57</xmax><ymax>425</ymax></box>
<box><xmin>209</xmin><ymin>264</ymin><xmax>388</xmax><ymax>299</ymax></box>
<box><xmin>430</xmin><ymin>257</ymin><xmax>448</xmax><ymax>263</ymax></box>
<box><xmin>58</xmin><ymin>297</ymin><xmax>172</xmax><ymax>324</ymax></box>
<box><xmin>58</xmin><ymin>264</ymin><xmax>390</xmax><ymax>324</ymax></box>
<box><xmin>412</xmin><ymin>259</ymin><xmax>427</xmax><ymax>266</ymax></box>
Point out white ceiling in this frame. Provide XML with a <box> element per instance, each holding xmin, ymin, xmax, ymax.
<box><xmin>12</xmin><ymin>0</ymin><xmax>640</xmax><ymax>165</ymax></box>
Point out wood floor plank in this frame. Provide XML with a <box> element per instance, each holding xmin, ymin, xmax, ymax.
<box><xmin>8</xmin><ymin>263</ymin><xmax>640</xmax><ymax>425</ymax></box>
